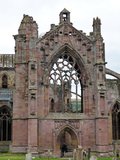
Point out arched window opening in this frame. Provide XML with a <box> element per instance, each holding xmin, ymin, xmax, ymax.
<box><xmin>49</xmin><ymin>54</ymin><xmax>83</xmax><ymax>113</ymax></box>
<box><xmin>0</xmin><ymin>106</ymin><xmax>12</xmax><ymax>141</ymax></box>
<box><xmin>112</xmin><ymin>102</ymin><xmax>120</xmax><ymax>140</ymax></box>
<box><xmin>50</xmin><ymin>98</ymin><xmax>55</xmax><ymax>112</ymax></box>
<box><xmin>2</xmin><ymin>74</ymin><xmax>8</xmax><ymax>88</ymax></box>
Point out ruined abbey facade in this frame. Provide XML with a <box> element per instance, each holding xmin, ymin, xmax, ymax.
<box><xmin>0</xmin><ymin>9</ymin><xmax>120</xmax><ymax>155</ymax></box>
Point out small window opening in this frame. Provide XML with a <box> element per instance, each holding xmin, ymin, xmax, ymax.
<box><xmin>2</xmin><ymin>75</ymin><xmax>8</xmax><ymax>88</ymax></box>
<box><xmin>99</xmin><ymin>66</ymin><xmax>103</xmax><ymax>71</ymax></box>
<box><xmin>31</xmin><ymin>93</ymin><xmax>36</xmax><ymax>99</ymax></box>
<box><xmin>67</xmin><ymin>98</ymin><xmax>70</xmax><ymax>109</ymax></box>
<box><xmin>31</xmin><ymin>64</ymin><xmax>35</xmax><ymax>70</ymax></box>
<box><xmin>50</xmin><ymin>98</ymin><xmax>54</xmax><ymax>112</ymax></box>
<box><xmin>63</xmin><ymin>13</ymin><xmax>67</xmax><ymax>21</ymax></box>
<box><xmin>100</xmin><ymin>92</ymin><xmax>105</xmax><ymax>98</ymax></box>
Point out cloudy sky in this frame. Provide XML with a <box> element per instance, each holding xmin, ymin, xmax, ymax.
<box><xmin>0</xmin><ymin>0</ymin><xmax>120</xmax><ymax>73</ymax></box>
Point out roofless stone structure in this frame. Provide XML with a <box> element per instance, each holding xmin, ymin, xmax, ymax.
<box><xmin>0</xmin><ymin>9</ymin><xmax>120</xmax><ymax>156</ymax></box>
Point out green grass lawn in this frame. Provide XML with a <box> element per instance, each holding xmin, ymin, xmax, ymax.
<box><xmin>98</xmin><ymin>158</ymin><xmax>112</xmax><ymax>160</ymax></box>
<box><xmin>0</xmin><ymin>153</ymin><xmax>25</xmax><ymax>160</ymax></box>
<box><xmin>0</xmin><ymin>153</ymin><xmax>113</xmax><ymax>160</ymax></box>
<box><xmin>0</xmin><ymin>153</ymin><xmax>62</xmax><ymax>160</ymax></box>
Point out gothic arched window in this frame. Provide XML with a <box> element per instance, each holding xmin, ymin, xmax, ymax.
<box><xmin>0</xmin><ymin>106</ymin><xmax>12</xmax><ymax>141</ymax></box>
<box><xmin>112</xmin><ymin>102</ymin><xmax>120</xmax><ymax>140</ymax></box>
<box><xmin>49</xmin><ymin>53</ymin><xmax>83</xmax><ymax>113</ymax></box>
<box><xmin>2</xmin><ymin>74</ymin><xmax>8</xmax><ymax>88</ymax></box>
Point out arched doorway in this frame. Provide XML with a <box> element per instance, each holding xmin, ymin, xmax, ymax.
<box><xmin>57</xmin><ymin>127</ymin><xmax>78</xmax><ymax>152</ymax></box>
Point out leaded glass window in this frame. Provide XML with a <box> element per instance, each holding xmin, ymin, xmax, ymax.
<box><xmin>49</xmin><ymin>54</ymin><xmax>83</xmax><ymax>113</ymax></box>
<box><xmin>112</xmin><ymin>102</ymin><xmax>120</xmax><ymax>140</ymax></box>
<box><xmin>0</xmin><ymin>106</ymin><xmax>11</xmax><ymax>141</ymax></box>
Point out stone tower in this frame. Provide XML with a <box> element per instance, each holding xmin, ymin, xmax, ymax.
<box><xmin>12</xmin><ymin>14</ymin><xmax>38</xmax><ymax>153</ymax></box>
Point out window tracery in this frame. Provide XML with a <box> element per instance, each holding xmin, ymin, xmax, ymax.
<box><xmin>112</xmin><ymin>102</ymin><xmax>120</xmax><ymax>140</ymax></box>
<box><xmin>49</xmin><ymin>53</ymin><xmax>83</xmax><ymax>113</ymax></box>
<box><xmin>0</xmin><ymin>106</ymin><xmax>11</xmax><ymax>141</ymax></box>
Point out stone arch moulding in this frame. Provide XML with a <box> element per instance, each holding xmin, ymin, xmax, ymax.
<box><xmin>1</xmin><ymin>72</ymin><xmax>9</xmax><ymax>81</ymax></box>
<box><xmin>0</xmin><ymin>105</ymin><xmax>12</xmax><ymax>141</ymax></box>
<box><xmin>47</xmin><ymin>43</ymin><xmax>91</xmax><ymax>113</ymax></box>
<box><xmin>109</xmin><ymin>99</ymin><xmax>120</xmax><ymax>115</ymax></box>
<box><xmin>56</xmin><ymin>123</ymin><xmax>79</xmax><ymax>138</ymax></box>
<box><xmin>109</xmin><ymin>99</ymin><xmax>120</xmax><ymax>112</ymax></box>
<box><xmin>111</xmin><ymin>100</ymin><xmax>120</xmax><ymax>140</ymax></box>
<box><xmin>47</xmin><ymin>43</ymin><xmax>89</xmax><ymax>85</ymax></box>
<box><xmin>0</xmin><ymin>105</ymin><xmax>11</xmax><ymax>110</ymax></box>
<box><xmin>0</xmin><ymin>105</ymin><xmax>12</xmax><ymax>119</ymax></box>
<box><xmin>2</xmin><ymin>74</ymin><xmax>8</xmax><ymax>88</ymax></box>
<box><xmin>54</xmin><ymin>124</ymin><xmax>79</xmax><ymax>152</ymax></box>
<box><xmin>106</xmin><ymin>68</ymin><xmax>120</xmax><ymax>80</ymax></box>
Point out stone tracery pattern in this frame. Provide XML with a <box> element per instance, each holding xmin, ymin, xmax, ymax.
<box><xmin>49</xmin><ymin>53</ymin><xmax>82</xmax><ymax>113</ymax></box>
<box><xmin>0</xmin><ymin>106</ymin><xmax>11</xmax><ymax>141</ymax></box>
<box><xmin>112</xmin><ymin>102</ymin><xmax>120</xmax><ymax>140</ymax></box>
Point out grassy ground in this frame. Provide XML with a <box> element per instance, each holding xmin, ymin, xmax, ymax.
<box><xmin>0</xmin><ymin>153</ymin><xmax>25</xmax><ymax>160</ymax></box>
<box><xmin>98</xmin><ymin>158</ymin><xmax>112</xmax><ymax>160</ymax></box>
<box><xmin>0</xmin><ymin>153</ymin><xmax>113</xmax><ymax>160</ymax></box>
<box><xmin>0</xmin><ymin>153</ymin><xmax>61</xmax><ymax>160</ymax></box>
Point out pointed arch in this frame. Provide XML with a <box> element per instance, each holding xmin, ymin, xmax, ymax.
<box><xmin>48</xmin><ymin>44</ymin><xmax>88</xmax><ymax>82</ymax></box>
<box><xmin>57</xmin><ymin>125</ymin><xmax>78</xmax><ymax>151</ymax></box>
<box><xmin>106</xmin><ymin>68</ymin><xmax>120</xmax><ymax>80</ymax></box>
<box><xmin>0</xmin><ymin>106</ymin><xmax>12</xmax><ymax>141</ymax></box>
<box><xmin>47</xmin><ymin>44</ymin><xmax>89</xmax><ymax>113</ymax></box>
<box><xmin>112</xmin><ymin>101</ymin><xmax>120</xmax><ymax>140</ymax></box>
<box><xmin>2</xmin><ymin>74</ymin><xmax>8</xmax><ymax>88</ymax></box>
